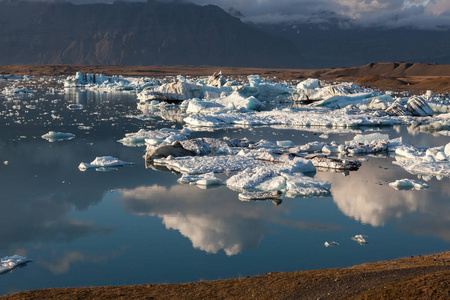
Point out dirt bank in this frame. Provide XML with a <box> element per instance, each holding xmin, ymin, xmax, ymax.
<box><xmin>2</xmin><ymin>251</ymin><xmax>450</xmax><ymax>299</ymax></box>
<box><xmin>1</xmin><ymin>62</ymin><xmax>450</xmax><ymax>93</ymax></box>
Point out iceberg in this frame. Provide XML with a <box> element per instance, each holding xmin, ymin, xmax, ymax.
<box><xmin>0</xmin><ymin>255</ymin><xmax>31</xmax><ymax>274</ymax></box>
<box><xmin>78</xmin><ymin>156</ymin><xmax>134</xmax><ymax>171</ymax></box>
<box><xmin>351</xmin><ymin>234</ymin><xmax>368</xmax><ymax>245</ymax></box>
<box><xmin>389</xmin><ymin>179</ymin><xmax>429</xmax><ymax>190</ymax></box>
<box><xmin>393</xmin><ymin>142</ymin><xmax>450</xmax><ymax>178</ymax></box>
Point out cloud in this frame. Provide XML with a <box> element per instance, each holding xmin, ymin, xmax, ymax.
<box><xmin>186</xmin><ymin>0</ymin><xmax>450</xmax><ymax>29</ymax></box>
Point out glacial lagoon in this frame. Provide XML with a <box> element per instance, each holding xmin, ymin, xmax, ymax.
<box><xmin>0</xmin><ymin>75</ymin><xmax>449</xmax><ymax>295</ymax></box>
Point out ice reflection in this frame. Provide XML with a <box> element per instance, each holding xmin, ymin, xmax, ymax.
<box><xmin>64</xmin><ymin>88</ymin><xmax>137</xmax><ymax>106</ymax></box>
<box><xmin>316</xmin><ymin>157</ymin><xmax>450</xmax><ymax>241</ymax></box>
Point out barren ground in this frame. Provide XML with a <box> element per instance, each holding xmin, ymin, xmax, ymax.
<box><xmin>1</xmin><ymin>62</ymin><xmax>450</xmax><ymax>93</ymax></box>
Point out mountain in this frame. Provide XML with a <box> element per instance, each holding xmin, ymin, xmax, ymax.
<box><xmin>254</xmin><ymin>22</ymin><xmax>450</xmax><ymax>68</ymax></box>
<box><xmin>0</xmin><ymin>1</ymin><xmax>303</xmax><ymax>67</ymax></box>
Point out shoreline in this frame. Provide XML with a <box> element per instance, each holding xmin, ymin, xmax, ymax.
<box><xmin>1</xmin><ymin>63</ymin><xmax>450</xmax><ymax>93</ymax></box>
<box><xmin>2</xmin><ymin>251</ymin><xmax>450</xmax><ymax>299</ymax></box>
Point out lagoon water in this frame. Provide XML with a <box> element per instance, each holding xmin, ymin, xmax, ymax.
<box><xmin>1</xmin><ymin>79</ymin><xmax>449</xmax><ymax>295</ymax></box>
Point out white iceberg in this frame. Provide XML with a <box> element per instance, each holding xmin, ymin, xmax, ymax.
<box><xmin>0</xmin><ymin>255</ymin><xmax>31</xmax><ymax>274</ymax></box>
<box><xmin>389</xmin><ymin>179</ymin><xmax>429</xmax><ymax>190</ymax></box>
<box><xmin>351</xmin><ymin>234</ymin><xmax>368</xmax><ymax>245</ymax></box>
<box><xmin>78</xmin><ymin>156</ymin><xmax>134</xmax><ymax>171</ymax></box>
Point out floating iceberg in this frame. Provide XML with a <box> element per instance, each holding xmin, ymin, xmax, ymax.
<box><xmin>324</xmin><ymin>241</ymin><xmax>339</xmax><ymax>247</ymax></box>
<box><xmin>119</xmin><ymin>128</ymin><xmax>191</xmax><ymax>147</ymax></box>
<box><xmin>41</xmin><ymin>131</ymin><xmax>75</xmax><ymax>142</ymax></box>
<box><xmin>351</xmin><ymin>234</ymin><xmax>368</xmax><ymax>245</ymax></box>
<box><xmin>394</xmin><ymin>142</ymin><xmax>450</xmax><ymax>178</ymax></box>
<box><xmin>389</xmin><ymin>179</ymin><xmax>429</xmax><ymax>190</ymax></box>
<box><xmin>78</xmin><ymin>156</ymin><xmax>134</xmax><ymax>171</ymax></box>
<box><xmin>0</xmin><ymin>255</ymin><xmax>31</xmax><ymax>274</ymax></box>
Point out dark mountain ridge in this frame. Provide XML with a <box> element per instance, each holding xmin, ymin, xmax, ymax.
<box><xmin>254</xmin><ymin>21</ymin><xmax>450</xmax><ymax>68</ymax></box>
<box><xmin>0</xmin><ymin>1</ymin><xmax>303</xmax><ymax>67</ymax></box>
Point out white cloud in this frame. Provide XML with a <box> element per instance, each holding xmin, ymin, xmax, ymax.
<box><xmin>187</xmin><ymin>0</ymin><xmax>450</xmax><ymax>29</ymax></box>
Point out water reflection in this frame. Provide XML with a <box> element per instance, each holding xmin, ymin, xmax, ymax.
<box><xmin>316</xmin><ymin>157</ymin><xmax>450</xmax><ymax>241</ymax></box>
<box><xmin>119</xmin><ymin>185</ymin><xmax>271</xmax><ymax>255</ymax></box>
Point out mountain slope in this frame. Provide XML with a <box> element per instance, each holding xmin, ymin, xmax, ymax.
<box><xmin>0</xmin><ymin>1</ymin><xmax>302</xmax><ymax>67</ymax></box>
<box><xmin>255</xmin><ymin>22</ymin><xmax>450</xmax><ymax>68</ymax></box>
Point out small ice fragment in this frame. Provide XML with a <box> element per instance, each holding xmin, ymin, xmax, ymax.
<box><xmin>41</xmin><ymin>131</ymin><xmax>75</xmax><ymax>142</ymax></box>
<box><xmin>3</xmin><ymin>161</ymin><xmax>8</xmax><ymax>165</ymax></box>
<box><xmin>0</xmin><ymin>255</ymin><xmax>31</xmax><ymax>274</ymax></box>
<box><xmin>324</xmin><ymin>241</ymin><xmax>339</xmax><ymax>247</ymax></box>
<box><xmin>351</xmin><ymin>235</ymin><xmax>368</xmax><ymax>245</ymax></box>
<box><xmin>389</xmin><ymin>179</ymin><xmax>429</xmax><ymax>190</ymax></box>
<box><xmin>67</xmin><ymin>104</ymin><xmax>84</xmax><ymax>110</ymax></box>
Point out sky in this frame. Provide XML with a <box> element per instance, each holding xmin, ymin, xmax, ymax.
<box><xmin>187</xmin><ymin>0</ymin><xmax>450</xmax><ymax>29</ymax></box>
<box><xmin>29</xmin><ymin>0</ymin><xmax>450</xmax><ymax>29</ymax></box>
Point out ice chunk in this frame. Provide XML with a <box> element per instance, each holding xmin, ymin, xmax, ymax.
<box><xmin>67</xmin><ymin>104</ymin><xmax>84</xmax><ymax>110</ymax></box>
<box><xmin>41</xmin><ymin>131</ymin><xmax>75</xmax><ymax>142</ymax></box>
<box><xmin>178</xmin><ymin>172</ymin><xmax>225</xmax><ymax>186</ymax></box>
<box><xmin>276</xmin><ymin>140</ymin><xmax>294</xmax><ymax>147</ymax></box>
<box><xmin>119</xmin><ymin>128</ymin><xmax>190</xmax><ymax>147</ymax></box>
<box><xmin>324</xmin><ymin>241</ymin><xmax>339</xmax><ymax>247</ymax></box>
<box><xmin>297</xmin><ymin>78</ymin><xmax>320</xmax><ymax>90</ymax></box>
<box><xmin>247</xmin><ymin>75</ymin><xmax>261</xmax><ymax>87</ymax></box>
<box><xmin>389</xmin><ymin>179</ymin><xmax>429</xmax><ymax>190</ymax></box>
<box><xmin>351</xmin><ymin>235</ymin><xmax>368</xmax><ymax>245</ymax></box>
<box><xmin>0</xmin><ymin>255</ymin><xmax>31</xmax><ymax>274</ymax></box>
<box><xmin>186</xmin><ymin>98</ymin><xmax>224</xmax><ymax>113</ymax></box>
<box><xmin>220</xmin><ymin>91</ymin><xmax>266</xmax><ymax>111</ymax></box>
<box><xmin>78</xmin><ymin>156</ymin><xmax>134</xmax><ymax>171</ymax></box>
<box><xmin>282</xmin><ymin>173</ymin><xmax>331</xmax><ymax>198</ymax></box>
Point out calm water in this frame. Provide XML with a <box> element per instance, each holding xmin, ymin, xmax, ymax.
<box><xmin>0</xmin><ymin>80</ymin><xmax>449</xmax><ymax>295</ymax></box>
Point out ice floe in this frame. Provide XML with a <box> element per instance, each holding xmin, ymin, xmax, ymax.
<box><xmin>394</xmin><ymin>142</ymin><xmax>450</xmax><ymax>179</ymax></box>
<box><xmin>41</xmin><ymin>131</ymin><xmax>75</xmax><ymax>142</ymax></box>
<box><xmin>0</xmin><ymin>255</ymin><xmax>31</xmax><ymax>274</ymax></box>
<box><xmin>351</xmin><ymin>235</ymin><xmax>368</xmax><ymax>245</ymax></box>
<box><xmin>119</xmin><ymin>128</ymin><xmax>191</xmax><ymax>147</ymax></box>
<box><xmin>389</xmin><ymin>179</ymin><xmax>429</xmax><ymax>190</ymax></box>
<box><xmin>78</xmin><ymin>156</ymin><xmax>134</xmax><ymax>171</ymax></box>
<box><xmin>324</xmin><ymin>241</ymin><xmax>339</xmax><ymax>247</ymax></box>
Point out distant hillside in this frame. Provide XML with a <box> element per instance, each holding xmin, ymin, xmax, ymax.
<box><xmin>255</xmin><ymin>22</ymin><xmax>450</xmax><ymax>68</ymax></box>
<box><xmin>0</xmin><ymin>1</ymin><xmax>302</xmax><ymax>68</ymax></box>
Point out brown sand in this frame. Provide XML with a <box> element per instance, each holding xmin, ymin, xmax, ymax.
<box><xmin>2</xmin><ymin>252</ymin><xmax>450</xmax><ymax>299</ymax></box>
